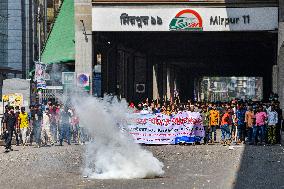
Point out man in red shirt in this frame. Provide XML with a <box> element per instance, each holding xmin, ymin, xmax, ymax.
<box><xmin>220</xmin><ymin>108</ymin><xmax>231</xmax><ymax>145</ymax></box>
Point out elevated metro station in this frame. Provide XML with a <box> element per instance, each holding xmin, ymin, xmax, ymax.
<box><xmin>75</xmin><ymin>0</ymin><xmax>282</xmax><ymax>104</ymax></box>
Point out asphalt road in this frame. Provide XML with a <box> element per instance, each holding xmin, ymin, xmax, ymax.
<box><xmin>0</xmin><ymin>144</ymin><xmax>283</xmax><ymax>189</ymax></box>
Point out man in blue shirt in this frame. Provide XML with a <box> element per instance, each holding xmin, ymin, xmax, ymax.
<box><xmin>236</xmin><ymin>104</ymin><xmax>247</xmax><ymax>144</ymax></box>
<box><xmin>59</xmin><ymin>106</ymin><xmax>72</xmax><ymax>146</ymax></box>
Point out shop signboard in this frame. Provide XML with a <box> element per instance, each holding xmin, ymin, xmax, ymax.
<box><xmin>62</xmin><ymin>72</ymin><xmax>75</xmax><ymax>85</ymax></box>
<box><xmin>77</xmin><ymin>73</ymin><xmax>90</xmax><ymax>92</ymax></box>
<box><xmin>2</xmin><ymin>93</ymin><xmax>24</xmax><ymax>107</ymax></box>
<box><xmin>92</xmin><ymin>7</ymin><xmax>278</xmax><ymax>31</ymax></box>
<box><xmin>36</xmin><ymin>78</ymin><xmax>47</xmax><ymax>89</ymax></box>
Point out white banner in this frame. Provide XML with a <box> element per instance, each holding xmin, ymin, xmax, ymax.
<box><xmin>92</xmin><ymin>6</ymin><xmax>278</xmax><ymax>31</ymax></box>
<box><xmin>128</xmin><ymin>111</ymin><xmax>205</xmax><ymax>145</ymax></box>
<box><xmin>35</xmin><ymin>63</ymin><xmax>47</xmax><ymax>89</ymax></box>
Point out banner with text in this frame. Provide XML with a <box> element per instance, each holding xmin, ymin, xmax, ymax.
<box><xmin>128</xmin><ymin>111</ymin><xmax>205</xmax><ymax>144</ymax></box>
<box><xmin>92</xmin><ymin>7</ymin><xmax>278</xmax><ymax>31</ymax></box>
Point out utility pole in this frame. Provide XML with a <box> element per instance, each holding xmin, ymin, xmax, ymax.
<box><xmin>44</xmin><ymin>0</ymin><xmax>47</xmax><ymax>42</ymax></box>
<box><xmin>38</xmin><ymin>5</ymin><xmax>41</xmax><ymax>62</ymax></box>
<box><xmin>37</xmin><ymin>4</ymin><xmax>42</xmax><ymax>104</ymax></box>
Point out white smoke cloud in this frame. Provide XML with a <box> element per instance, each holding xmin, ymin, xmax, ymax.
<box><xmin>72</xmin><ymin>95</ymin><xmax>164</xmax><ymax>179</ymax></box>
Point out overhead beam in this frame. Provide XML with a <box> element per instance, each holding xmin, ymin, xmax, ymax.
<box><xmin>92</xmin><ymin>0</ymin><xmax>278</xmax><ymax>7</ymax></box>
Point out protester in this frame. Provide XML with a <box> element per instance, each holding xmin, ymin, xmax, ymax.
<box><xmin>220</xmin><ymin>108</ymin><xmax>231</xmax><ymax>145</ymax></box>
<box><xmin>14</xmin><ymin>106</ymin><xmax>20</xmax><ymax>146</ymax></box>
<box><xmin>1</xmin><ymin>96</ymin><xmax>283</xmax><ymax>152</ymax></box>
<box><xmin>27</xmin><ymin>105</ymin><xmax>34</xmax><ymax>145</ymax></box>
<box><xmin>201</xmin><ymin>107</ymin><xmax>210</xmax><ymax>144</ymax></box>
<box><xmin>18</xmin><ymin>107</ymin><xmax>29</xmax><ymax>146</ymax></box>
<box><xmin>59</xmin><ymin>106</ymin><xmax>72</xmax><ymax>146</ymax></box>
<box><xmin>254</xmin><ymin>106</ymin><xmax>267</xmax><ymax>145</ymax></box>
<box><xmin>3</xmin><ymin>106</ymin><xmax>17</xmax><ymax>152</ymax></box>
<box><xmin>275</xmin><ymin>102</ymin><xmax>283</xmax><ymax>143</ymax></box>
<box><xmin>236</xmin><ymin>104</ymin><xmax>246</xmax><ymax>144</ymax></box>
<box><xmin>1</xmin><ymin>105</ymin><xmax>9</xmax><ymax>136</ymax></box>
<box><xmin>267</xmin><ymin>105</ymin><xmax>278</xmax><ymax>145</ymax></box>
<box><xmin>208</xmin><ymin>105</ymin><xmax>219</xmax><ymax>143</ymax></box>
<box><xmin>50</xmin><ymin>105</ymin><xmax>59</xmax><ymax>144</ymax></box>
<box><xmin>31</xmin><ymin>105</ymin><xmax>43</xmax><ymax>148</ymax></box>
<box><xmin>41</xmin><ymin>108</ymin><xmax>53</xmax><ymax>146</ymax></box>
<box><xmin>245</xmin><ymin>106</ymin><xmax>255</xmax><ymax>144</ymax></box>
<box><xmin>70</xmin><ymin>109</ymin><xmax>80</xmax><ymax>143</ymax></box>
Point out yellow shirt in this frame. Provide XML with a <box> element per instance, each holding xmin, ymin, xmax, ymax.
<box><xmin>18</xmin><ymin>112</ymin><xmax>29</xmax><ymax>129</ymax></box>
<box><xmin>209</xmin><ymin>110</ymin><xmax>220</xmax><ymax>126</ymax></box>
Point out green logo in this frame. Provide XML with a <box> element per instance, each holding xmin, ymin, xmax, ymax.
<box><xmin>169</xmin><ymin>9</ymin><xmax>203</xmax><ymax>31</ymax></box>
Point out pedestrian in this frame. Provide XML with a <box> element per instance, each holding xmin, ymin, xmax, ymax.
<box><xmin>41</xmin><ymin>108</ymin><xmax>53</xmax><ymax>146</ymax></box>
<box><xmin>71</xmin><ymin>109</ymin><xmax>80</xmax><ymax>143</ymax></box>
<box><xmin>236</xmin><ymin>104</ymin><xmax>246</xmax><ymax>144</ymax></box>
<box><xmin>254</xmin><ymin>106</ymin><xmax>267</xmax><ymax>145</ymax></box>
<box><xmin>50</xmin><ymin>105</ymin><xmax>59</xmax><ymax>144</ymax></box>
<box><xmin>208</xmin><ymin>104</ymin><xmax>219</xmax><ymax>143</ymax></box>
<box><xmin>220</xmin><ymin>108</ymin><xmax>231</xmax><ymax>145</ymax></box>
<box><xmin>201</xmin><ymin>107</ymin><xmax>209</xmax><ymax>144</ymax></box>
<box><xmin>14</xmin><ymin>106</ymin><xmax>20</xmax><ymax>146</ymax></box>
<box><xmin>274</xmin><ymin>102</ymin><xmax>283</xmax><ymax>144</ymax></box>
<box><xmin>1</xmin><ymin>105</ymin><xmax>9</xmax><ymax>135</ymax></box>
<box><xmin>245</xmin><ymin>106</ymin><xmax>255</xmax><ymax>144</ymax></box>
<box><xmin>59</xmin><ymin>106</ymin><xmax>72</xmax><ymax>146</ymax></box>
<box><xmin>230</xmin><ymin>102</ymin><xmax>238</xmax><ymax>143</ymax></box>
<box><xmin>3</xmin><ymin>106</ymin><xmax>17</xmax><ymax>152</ymax></box>
<box><xmin>18</xmin><ymin>107</ymin><xmax>29</xmax><ymax>146</ymax></box>
<box><xmin>267</xmin><ymin>105</ymin><xmax>278</xmax><ymax>145</ymax></box>
<box><xmin>31</xmin><ymin>105</ymin><xmax>43</xmax><ymax>148</ymax></box>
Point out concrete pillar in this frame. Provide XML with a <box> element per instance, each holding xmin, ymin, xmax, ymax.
<box><xmin>278</xmin><ymin>47</ymin><xmax>284</xmax><ymax>110</ymax></box>
<box><xmin>272</xmin><ymin>65</ymin><xmax>278</xmax><ymax>93</ymax></box>
<box><xmin>162</xmin><ymin>63</ymin><xmax>167</xmax><ymax>100</ymax></box>
<box><xmin>170</xmin><ymin>68</ymin><xmax>175</xmax><ymax>100</ymax></box>
<box><xmin>278</xmin><ymin>2</ymin><xmax>284</xmax><ymax>110</ymax></box>
<box><xmin>74</xmin><ymin>0</ymin><xmax>93</xmax><ymax>93</ymax></box>
<box><xmin>166</xmin><ymin>67</ymin><xmax>170</xmax><ymax>101</ymax></box>
<box><xmin>152</xmin><ymin>64</ymin><xmax>159</xmax><ymax>100</ymax></box>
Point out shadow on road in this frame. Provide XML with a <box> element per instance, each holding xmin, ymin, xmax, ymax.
<box><xmin>234</xmin><ymin>144</ymin><xmax>284</xmax><ymax>189</ymax></box>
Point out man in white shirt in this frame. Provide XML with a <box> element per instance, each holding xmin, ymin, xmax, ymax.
<box><xmin>267</xmin><ymin>105</ymin><xmax>278</xmax><ymax>145</ymax></box>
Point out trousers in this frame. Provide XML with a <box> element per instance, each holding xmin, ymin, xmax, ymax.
<box><xmin>41</xmin><ymin>125</ymin><xmax>52</xmax><ymax>144</ymax></box>
<box><xmin>267</xmin><ymin>125</ymin><xmax>276</xmax><ymax>144</ymax></box>
<box><xmin>208</xmin><ymin>126</ymin><xmax>217</xmax><ymax>142</ymax></box>
<box><xmin>20</xmin><ymin>128</ymin><xmax>28</xmax><ymax>144</ymax></box>
<box><xmin>60</xmin><ymin>124</ymin><xmax>71</xmax><ymax>145</ymax></box>
<box><xmin>221</xmin><ymin>124</ymin><xmax>231</xmax><ymax>141</ymax></box>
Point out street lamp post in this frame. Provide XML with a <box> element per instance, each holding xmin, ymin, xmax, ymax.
<box><xmin>38</xmin><ymin>5</ymin><xmax>42</xmax><ymax>104</ymax></box>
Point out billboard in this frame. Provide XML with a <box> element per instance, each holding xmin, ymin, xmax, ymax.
<box><xmin>92</xmin><ymin>7</ymin><xmax>278</xmax><ymax>31</ymax></box>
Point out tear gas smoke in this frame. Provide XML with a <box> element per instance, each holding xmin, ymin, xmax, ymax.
<box><xmin>72</xmin><ymin>95</ymin><xmax>164</xmax><ymax>179</ymax></box>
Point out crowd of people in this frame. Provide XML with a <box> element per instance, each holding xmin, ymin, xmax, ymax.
<box><xmin>1</xmin><ymin>102</ymin><xmax>87</xmax><ymax>152</ymax></box>
<box><xmin>1</xmin><ymin>95</ymin><xmax>283</xmax><ymax>152</ymax></box>
<box><xmin>130</xmin><ymin>96</ymin><xmax>283</xmax><ymax>146</ymax></box>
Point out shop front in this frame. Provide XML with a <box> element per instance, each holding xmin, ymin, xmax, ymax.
<box><xmin>91</xmin><ymin>2</ymin><xmax>278</xmax><ymax>102</ymax></box>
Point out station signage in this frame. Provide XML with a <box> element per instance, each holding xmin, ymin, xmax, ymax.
<box><xmin>92</xmin><ymin>7</ymin><xmax>278</xmax><ymax>31</ymax></box>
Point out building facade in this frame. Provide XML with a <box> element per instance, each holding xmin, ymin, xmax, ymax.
<box><xmin>0</xmin><ymin>0</ymin><xmax>35</xmax><ymax>98</ymax></box>
<box><xmin>73</xmin><ymin>0</ymin><xmax>284</xmax><ymax>110</ymax></box>
<box><xmin>0</xmin><ymin>0</ymin><xmax>8</xmax><ymax>71</ymax></box>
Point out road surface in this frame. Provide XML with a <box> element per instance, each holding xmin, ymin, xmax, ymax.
<box><xmin>0</xmin><ymin>144</ymin><xmax>283</xmax><ymax>189</ymax></box>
